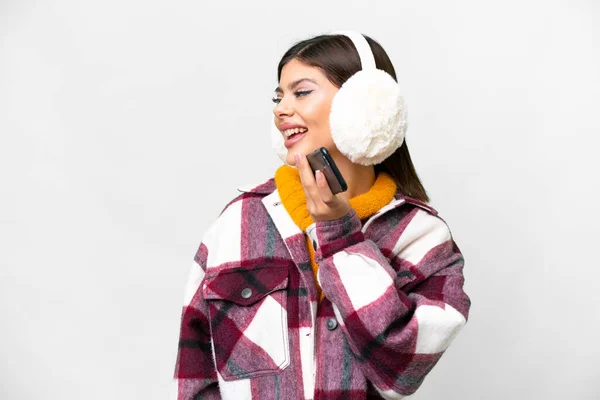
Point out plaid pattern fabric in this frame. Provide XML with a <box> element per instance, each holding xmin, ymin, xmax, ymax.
<box><xmin>173</xmin><ymin>178</ymin><xmax>471</xmax><ymax>400</ymax></box>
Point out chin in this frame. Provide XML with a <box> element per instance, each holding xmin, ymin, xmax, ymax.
<box><xmin>285</xmin><ymin>152</ymin><xmax>298</xmax><ymax>167</ymax></box>
<box><xmin>285</xmin><ymin>137</ymin><xmax>325</xmax><ymax>166</ymax></box>
<box><xmin>285</xmin><ymin>144</ymin><xmax>307</xmax><ymax>165</ymax></box>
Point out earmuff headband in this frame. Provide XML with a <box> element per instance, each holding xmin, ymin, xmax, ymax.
<box><xmin>330</xmin><ymin>30</ymin><xmax>377</xmax><ymax>70</ymax></box>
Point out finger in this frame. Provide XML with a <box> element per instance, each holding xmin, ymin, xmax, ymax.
<box><xmin>295</xmin><ymin>152</ymin><xmax>319</xmax><ymax>203</ymax></box>
<box><xmin>315</xmin><ymin>169</ymin><xmax>335</xmax><ymax>203</ymax></box>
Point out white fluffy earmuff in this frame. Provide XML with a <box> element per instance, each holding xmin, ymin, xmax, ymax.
<box><xmin>271</xmin><ymin>30</ymin><xmax>407</xmax><ymax>166</ymax></box>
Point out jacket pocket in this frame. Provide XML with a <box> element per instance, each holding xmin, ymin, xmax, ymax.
<box><xmin>202</xmin><ymin>264</ymin><xmax>290</xmax><ymax>381</ymax></box>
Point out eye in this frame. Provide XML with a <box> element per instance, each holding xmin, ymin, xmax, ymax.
<box><xmin>295</xmin><ymin>90</ymin><xmax>312</xmax><ymax>97</ymax></box>
<box><xmin>271</xmin><ymin>90</ymin><xmax>313</xmax><ymax>104</ymax></box>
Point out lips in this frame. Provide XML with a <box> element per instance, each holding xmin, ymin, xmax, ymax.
<box><xmin>284</xmin><ymin>130</ymin><xmax>308</xmax><ymax>148</ymax></box>
<box><xmin>280</xmin><ymin>122</ymin><xmax>307</xmax><ymax>131</ymax></box>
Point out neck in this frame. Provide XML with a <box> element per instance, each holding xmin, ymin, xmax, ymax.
<box><xmin>329</xmin><ymin>148</ymin><xmax>376</xmax><ymax>201</ymax></box>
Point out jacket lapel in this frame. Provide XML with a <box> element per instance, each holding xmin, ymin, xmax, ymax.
<box><xmin>261</xmin><ymin>190</ymin><xmax>308</xmax><ymax>264</ymax></box>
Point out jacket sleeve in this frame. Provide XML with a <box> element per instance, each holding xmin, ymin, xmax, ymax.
<box><xmin>173</xmin><ymin>235</ymin><xmax>221</xmax><ymax>400</ymax></box>
<box><xmin>307</xmin><ymin>206</ymin><xmax>471</xmax><ymax>399</ymax></box>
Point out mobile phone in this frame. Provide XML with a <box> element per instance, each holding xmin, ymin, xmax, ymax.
<box><xmin>306</xmin><ymin>147</ymin><xmax>348</xmax><ymax>195</ymax></box>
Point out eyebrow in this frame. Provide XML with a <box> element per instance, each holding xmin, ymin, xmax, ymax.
<box><xmin>274</xmin><ymin>78</ymin><xmax>318</xmax><ymax>94</ymax></box>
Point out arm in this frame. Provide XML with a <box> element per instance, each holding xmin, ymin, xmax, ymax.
<box><xmin>173</xmin><ymin>238</ymin><xmax>221</xmax><ymax>400</ymax></box>
<box><xmin>308</xmin><ymin>206</ymin><xmax>471</xmax><ymax>399</ymax></box>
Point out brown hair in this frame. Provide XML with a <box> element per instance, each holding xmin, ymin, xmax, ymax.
<box><xmin>277</xmin><ymin>33</ymin><xmax>429</xmax><ymax>203</ymax></box>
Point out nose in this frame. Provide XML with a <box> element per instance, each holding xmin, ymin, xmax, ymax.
<box><xmin>273</xmin><ymin>95</ymin><xmax>294</xmax><ymax>119</ymax></box>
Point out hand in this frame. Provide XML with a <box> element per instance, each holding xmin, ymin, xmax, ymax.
<box><xmin>294</xmin><ymin>152</ymin><xmax>352</xmax><ymax>222</ymax></box>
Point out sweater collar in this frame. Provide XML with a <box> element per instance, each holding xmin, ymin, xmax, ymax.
<box><xmin>273</xmin><ymin>164</ymin><xmax>398</xmax><ymax>231</ymax></box>
<box><xmin>237</xmin><ymin>170</ymin><xmax>438</xmax><ymax>216</ymax></box>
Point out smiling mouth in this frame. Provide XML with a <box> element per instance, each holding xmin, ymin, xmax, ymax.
<box><xmin>286</xmin><ymin>129</ymin><xmax>308</xmax><ymax>140</ymax></box>
<box><xmin>284</xmin><ymin>129</ymin><xmax>308</xmax><ymax>148</ymax></box>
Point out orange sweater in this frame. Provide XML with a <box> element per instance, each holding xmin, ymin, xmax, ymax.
<box><xmin>274</xmin><ymin>165</ymin><xmax>397</xmax><ymax>301</ymax></box>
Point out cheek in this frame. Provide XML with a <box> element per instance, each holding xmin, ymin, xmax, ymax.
<box><xmin>301</xmin><ymin>93</ymin><xmax>333</xmax><ymax>128</ymax></box>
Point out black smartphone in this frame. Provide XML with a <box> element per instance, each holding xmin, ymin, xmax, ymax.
<box><xmin>306</xmin><ymin>147</ymin><xmax>348</xmax><ymax>195</ymax></box>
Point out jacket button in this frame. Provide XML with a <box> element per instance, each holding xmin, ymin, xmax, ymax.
<box><xmin>312</xmin><ymin>239</ymin><xmax>317</xmax><ymax>250</ymax></box>
<box><xmin>326</xmin><ymin>317</ymin><xmax>338</xmax><ymax>331</ymax></box>
<box><xmin>241</xmin><ymin>288</ymin><xmax>252</xmax><ymax>299</ymax></box>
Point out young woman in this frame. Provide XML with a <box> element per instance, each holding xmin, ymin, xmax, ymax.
<box><xmin>173</xmin><ymin>31</ymin><xmax>471</xmax><ymax>400</ymax></box>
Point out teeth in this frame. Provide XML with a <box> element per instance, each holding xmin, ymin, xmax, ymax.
<box><xmin>283</xmin><ymin>127</ymin><xmax>308</xmax><ymax>137</ymax></box>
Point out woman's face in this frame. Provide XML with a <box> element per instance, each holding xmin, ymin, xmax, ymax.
<box><xmin>273</xmin><ymin>59</ymin><xmax>340</xmax><ymax>166</ymax></box>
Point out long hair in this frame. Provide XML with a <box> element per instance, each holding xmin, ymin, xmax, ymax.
<box><xmin>277</xmin><ymin>33</ymin><xmax>429</xmax><ymax>203</ymax></box>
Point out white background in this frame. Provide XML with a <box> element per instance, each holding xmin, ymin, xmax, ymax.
<box><xmin>1</xmin><ymin>1</ymin><xmax>599</xmax><ymax>399</ymax></box>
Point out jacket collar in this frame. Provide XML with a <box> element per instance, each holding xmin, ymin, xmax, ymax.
<box><xmin>237</xmin><ymin>179</ymin><xmax>277</xmax><ymax>195</ymax></box>
<box><xmin>237</xmin><ymin>177</ymin><xmax>437</xmax><ymax>216</ymax></box>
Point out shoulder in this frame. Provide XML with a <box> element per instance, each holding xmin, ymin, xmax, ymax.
<box><xmin>374</xmin><ymin>189</ymin><xmax>440</xmax><ymax>222</ymax></box>
<box><xmin>216</xmin><ymin>176</ymin><xmax>276</xmax><ymax>215</ymax></box>
<box><xmin>402</xmin><ymin>195</ymin><xmax>439</xmax><ymax>216</ymax></box>
<box><xmin>235</xmin><ymin>177</ymin><xmax>276</xmax><ymax>195</ymax></box>
<box><xmin>201</xmin><ymin>176</ymin><xmax>275</xmax><ymax>241</ymax></box>
<box><xmin>397</xmin><ymin>198</ymin><xmax>458</xmax><ymax>259</ymax></box>
<box><xmin>198</xmin><ymin>176</ymin><xmax>276</xmax><ymax>268</ymax></box>
<box><xmin>379</xmin><ymin>192</ymin><xmax>454</xmax><ymax>243</ymax></box>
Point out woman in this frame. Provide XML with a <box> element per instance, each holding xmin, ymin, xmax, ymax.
<box><xmin>173</xmin><ymin>31</ymin><xmax>471</xmax><ymax>400</ymax></box>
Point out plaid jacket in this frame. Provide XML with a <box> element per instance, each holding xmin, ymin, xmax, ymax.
<box><xmin>173</xmin><ymin>177</ymin><xmax>471</xmax><ymax>400</ymax></box>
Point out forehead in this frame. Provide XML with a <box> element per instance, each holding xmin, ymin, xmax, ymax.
<box><xmin>275</xmin><ymin>59</ymin><xmax>333</xmax><ymax>93</ymax></box>
<box><xmin>281</xmin><ymin>59</ymin><xmax>320</xmax><ymax>76</ymax></box>
<box><xmin>279</xmin><ymin>59</ymin><xmax>326</xmax><ymax>84</ymax></box>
